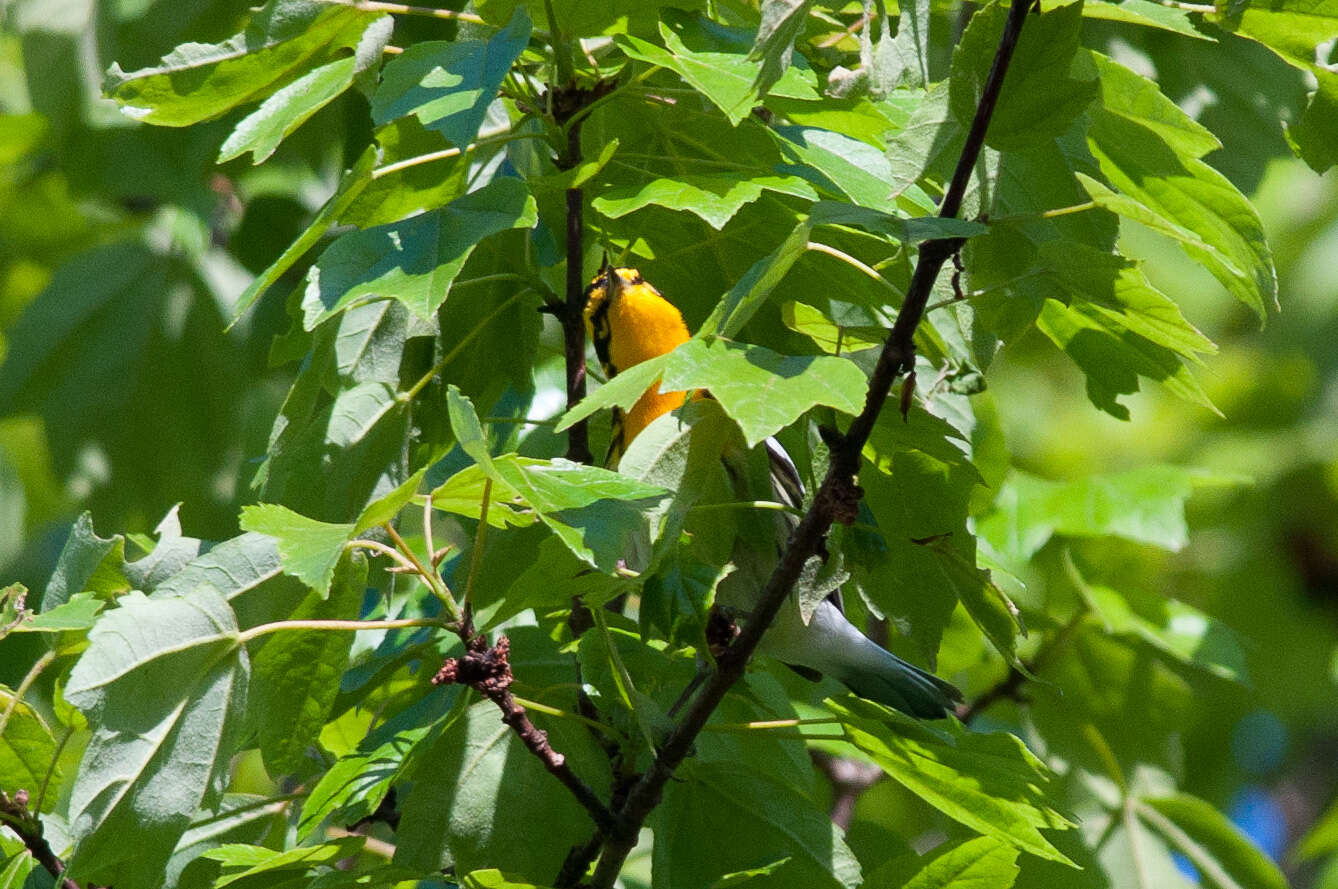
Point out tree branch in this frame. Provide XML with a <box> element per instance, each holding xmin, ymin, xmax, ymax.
<box><xmin>1</xmin><ymin>790</ymin><xmax>81</xmax><ymax>889</ymax></box>
<box><xmin>432</xmin><ymin>635</ymin><xmax>616</xmax><ymax>836</ymax></box>
<box><xmin>546</xmin><ymin>82</ymin><xmax>615</xmax><ymax>466</ymax></box>
<box><xmin>586</xmin><ymin>2</ymin><xmax>1033</xmax><ymax>884</ymax></box>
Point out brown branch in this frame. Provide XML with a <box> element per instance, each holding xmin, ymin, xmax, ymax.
<box><xmin>432</xmin><ymin>635</ymin><xmax>616</xmax><ymax>835</ymax></box>
<box><xmin>586</xmin><ymin>2</ymin><xmax>1034</xmax><ymax>884</ymax></box>
<box><xmin>957</xmin><ymin>665</ymin><xmax>1027</xmax><ymax>723</ymax></box>
<box><xmin>1</xmin><ymin>790</ymin><xmax>81</xmax><ymax>889</ymax></box>
<box><xmin>554</xmin><ymin>830</ymin><xmax>604</xmax><ymax>887</ymax></box>
<box><xmin>958</xmin><ymin>606</ymin><xmax>1088</xmax><ymax>723</ymax></box>
<box><xmin>812</xmin><ymin>752</ymin><xmax>883</xmax><ymax>830</ymax></box>
<box><xmin>561</xmin><ymin>174</ymin><xmax>592</xmax><ymax>465</ymax></box>
<box><xmin>546</xmin><ymin>81</ymin><xmax>614</xmax><ymax>466</ymax></box>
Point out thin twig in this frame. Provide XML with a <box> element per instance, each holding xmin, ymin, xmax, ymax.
<box><xmin>0</xmin><ymin>649</ymin><xmax>54</xmax><ymax>740</ymax></box>
<box><xmin>432</xmin><ymin>636</ymin><xmax>616</xmax><ymax>834</ymax></box>
<box><xmin>346</xmin><ymin>538</ymin><xmax>419</xmax><ymax>574</ymax></box>
<box><xmin>586</xmin><ymin>1</ymin><xmax>1033</xmax><ymax>883</ymax></box>
<box><xmin>561</xmin><ymin>145</ymin><xmax>592</xmax><ymax>464</ymax></box>
<box><xmin>958</xmin><ymin>607</ymin><xmax>1087</xmax><ymax>723</ymax></box>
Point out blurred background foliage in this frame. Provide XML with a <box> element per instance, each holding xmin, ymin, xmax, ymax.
<box><xmin>1</xmin><ymin>0</ymin><xmax>1337</xmax><ymax>884</ymax></box>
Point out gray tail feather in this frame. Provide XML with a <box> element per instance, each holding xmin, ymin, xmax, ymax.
<box><xmin>831</xmin><ymin>651</ymin><xmax>964</xmax><ymax>720</ymax></box>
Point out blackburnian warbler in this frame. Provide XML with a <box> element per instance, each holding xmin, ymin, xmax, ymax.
<box><xmin>583</xmin><ymin>266</ymin><xmax>961</xmax><ymax>719</ymax></box>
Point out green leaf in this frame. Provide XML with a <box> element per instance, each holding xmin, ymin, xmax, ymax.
<box><xmin>434</xmin><ymin>395</ymin><xmax>670</xmax><ymax>570</ymax></box>
<box><xmin>1028</xmin><ymin>626</ymin><xmax>1193</xmax><ymax>774</ymax></box>
<box><xmin>64</xmin><ymin>589</ymin><xmax>248</xmax><ymax>889</ymax></box>
<box><xmin>774</xmin><ymin>126</ymin><xmax>899</xmax><ymax>211</ymax></box>
<box><xmin>248</xmin><ymin>555</ymin><xmax>363</xmax><ymax>776</ymax></box>
<box><xmin>203</xmin><ymin>837</ymin><xmax>366</xmax><ymax>887</ymax></box>
<box><xmin>830</xmin><ymin>697</ymin><xmax>1075</xmax><ymax>866</ymax></box>
<box><xmin>884</xmin><ymin>82</ymin><xmax>965</xmax><ymax>208</ymax></box>
<box><xmin>297</xmin><ymin>723</ymin><xmax>434</xmax><ymax>841</ymax></box>
<box><xmin>42</xmin><ymin>513</ymin><xmax>127</xmax><ymax>608</ymax></box>
<box><xmin>950</xmin><ymin>1</ymin><xmax>1098</xmax><ymax>150</ymax></box>
<box><xmin>7</xmin><ymin>591</ymin><xmax>103</xmax><ymax>633</ymax></box>
<box><xmin>259</xmin><ymin>379</ymin><xmax>411</xmax><ymax>524</ymax></box>
<box><xmin>1083</xmin><ymin>0</ymin><xmax>1213</xmax><ymax>39</ymax></box>
<box><xmin>923</xmin><ymin>538</ymin><xmax>1023</xmax><ymax>667</ymax></box>
<box><xmin>726</xmin><ymin>352</ymin><xmax>855</xmax><ymax>452</ymax></box>
<box><xmin>446</xmin><ymin>385</ymin><xmax>496</xmax><ymax>472</ymax></box>
<box><xmin>394</xmin><ymin>696</ymin><xmax>607</xmax><ymax>882</ymax></box>
<box><xmin>703</xmin><ymin>217</ymin><xmax>814</xmax><ymax>337</ymax></box>
<box><xmin>617</xmin><ymin>23</ymin><xmax>819</xmax><ymax>126</ymax></box>
<box><xmin>809</xmin><ymin>201</ymin><xmax>987</xmax><ymax>241</ymax></box>
<box><xmin>594</xmin><ymin>172</ymin><xmax>817</xmax><ymax>230</ymax></box>
<box><xmin>103</xmin><ymin>0</ymin><xmax>384</xmax><ymax>126</ymax></box>
<box><xmin>354</xmin><ymin>465</ymin><xmax>430</xmax><ymax>532</ymax></box>
<box><xmin>1296</xmin><ymin>796</ymin><xmax>1338</xmax><ymax>862</ymax></box>
<box><xmin>1076</xmin><ymin>173</ymin><xmax>1238</xmax><ymax>268</ymax></box>
<box><xmin>485</xmin><ymin>456</ymin><xmax>670</xmax><ymax>571</ymax></box>
<box><xmin>1139</xmin><ymin>794</ymin><xmax>1288</xmax><ymax>889</ymax></box>
<box><xmin>1035</xmin><ymin>241</ymin><xmax>1216</xmax><ymax>359</ymax></box>
<box><xmin>1083</xmin><ymin>582</ymin><xmax>1248</xmax><ymax>683</ymax></box>
<box><xmin>1211</xmin><ymin>0</ymin><xmax>1338</xmax><ymax>170</ymax></box>
<box><xmin>555</xmin><ymin>353</ymin><xmax>671</xmax><ymax>434</ymax></box>
<box><xmin>864</xmin><ymin>406</ymin><xmax>976</xmax><ymax>475</ymax></box>
<box><xmin>462</xmin><ymin>869</ymin><xmax>559</xmax><ymax>889</ymax></box>
<box><xmin>217</xmin><ymin>56</ymin><xmax>359</xmax><ymax>164</ymax></box>
<box><xmin>976</xmin><ymin>465</ymin><xmax>1225</xmax><ymax>568</ymax></box>
<box><xmin>240</xmin><ymin>504</ymin><xmax>356</xmax><ymax>597</ymax></box>
<box><xmin>370</xmin><ymin>10</ymin><xmax>531</xmax><ymax>147</ymax></box>
<box><xmin>152</xmin><ymin>533</ymin><xmax>309</xmax><ymax>635</ymax></box>
<box><xmin>1086</xmin><ymin>53</ymin><xmax>1277</xmax><ymax>321</ymax></box>
<box><xmin>1035</xmin><ymin>298</ymin><xmax>1216</xmax><ymax>419</ymax></box>
<box><xmin>166</xmin><ymin>795</ymin><xmax>288</xmax><ymax>889</ymax></box>
<box><xmin>653</xmin><ymin>759</ymin><xmax>862</xmax><ymax>889</ymax></box>
<box><xmin>749</xmin><ymin>0</ymin><xmax>817</xmax><ymax>100</ymax></box>
<box><xmin>0</xmin><ymin>691</ymin><xmax>57</xmax><ymax>802</ymax></box>
<box><xmin>302</xmin><ymin>177</ymin><xmax>538</xmax><ymax>326</ymax></box>
<box><xmin>231</xmin><ymin>148</ymin><xmax>377</xmax><ymax>323</ymax></box>
<box><xmin>865</xmin><ymin>836</ymin><xmax>1019</xmax><ymax>889</ymax></box>
<box><xmin>858</xmin><ymin>449</ymin><xmax>982</xmax><ymax>662</ymax></box>
<box><xmin>1288</xmin><ymin>70</ymin><xmax>1338</xmax><ymax>173</ymax></box>
<box><xmin>663</xmin><ymin>339</ymin><xmax>867</xmax><ymax>446</ymax></box>
<box><xmin>782</xmin><ymin>300</ymin><xmax>885</xmax><ymax>353</ymax></box>
<box><xmin>640</xmin><ymin>547</ymin><xmax>731</xmax><ymax>648</ymax></box>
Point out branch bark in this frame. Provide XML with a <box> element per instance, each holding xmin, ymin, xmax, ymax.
<box><xmin>586</xmin><ymin>2</ymin><xmax>1034</xmax><ymax>884</ymax></box>
<box><xmin>432</xmin><ymin>635</ymin><xmax>616</xmax><ymax>835</ymax></box>
<box><xmin>1</xmin><ymin>790</ymin><xmax>82</xmax><ymax>889</ymax></box>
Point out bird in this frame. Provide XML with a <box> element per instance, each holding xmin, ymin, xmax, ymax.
<box><xmin>582</xmin><ymin>265</ymin><xmax>962</xmax><ymax>719</ymax></box>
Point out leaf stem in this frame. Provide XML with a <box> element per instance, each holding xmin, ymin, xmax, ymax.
<box><xmin>989</xmin><ymin>200</ymin><xmax>1098</xmax><ymax>223</ymax></box>
<box><xmin>462</xmin><ymin>478</ymin><xmax>493</xmax><ymax>611</ymax></box>
<box><xmin>404</xmin><ymin>289</ymin><xmax>530</xmax><ymax>399</ymax></box>
<box><xmin>702</xmin><ymin>716</ymin><xmax>844</xmax><ymax>731</ymax></box>
<box><xmin>687</xmin><ymin>499</ymin><xmax>801</xmax><ymax>516</ymax></box>
<box><xmin>512</xmin><ymin>695</ymin><xmax>620</xmax><ymax>736</ymax></box>
<box><xmin>319</xmin><ymin>0</ymin><xmax>487</xmax><ymax>24</ymax></box>
<box><xmin>805</xmin><ymin>241</ymin><xmax>906</xmax><ymax>302</ymax></box>
<box><xmin>238</xmin><ymin>617</ymin><xmax>447</xmax><ymax>644</ymax></box>
<box><xmin>371</xmin><ymin>130</ymin><xmax>546</xmax><ymax>179</ymax></box>
<box><xmin>346</xmin><ymin>538</ymin><xmax>419</xmax><ymax>574</ymax></box>
<box><xmin>383</xmin><ymin>522</ymin><xmax>462</xmax><ymax>621</ymax></box>
<box><xmin>0</xmin><ymin>649</ymin><xmax>55</xmax><ymax>740</ymax></box>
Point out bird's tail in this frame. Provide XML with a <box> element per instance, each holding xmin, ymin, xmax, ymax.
<box><xmin>764</xmin><ymin>600</ymin><xmax>963</xmax><ymax>720</ymax></box>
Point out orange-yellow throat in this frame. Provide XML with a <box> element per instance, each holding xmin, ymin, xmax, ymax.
<box><xmin>583</xmin><ymin>267</ymin><xmax>690</xmax><ymax>462</ymax></box>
